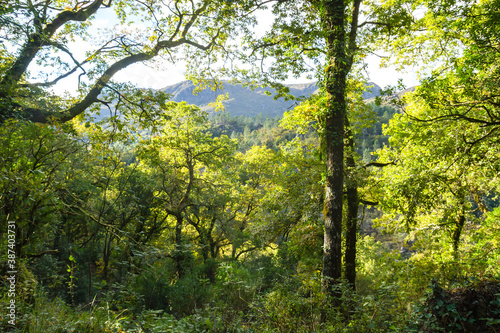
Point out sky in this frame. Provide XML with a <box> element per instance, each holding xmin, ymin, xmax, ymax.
<box><xmin>109</xmin><ymin>54</ymin><xmax>419</xmax><ymax>91</ymax></box>
<box><xmin>106</xmin><ymin>6</ymin><xmax>421</xmax><ymax>92</ymax></box>
<box><xmin>45</xmin><ymin>4</ymin><xmax>420</xmax><ymax>96</ymax></box>
<box><xmin>49</xmin><ymin>51</ymin><xmax>419</xmax><ymax>96</ymax></box>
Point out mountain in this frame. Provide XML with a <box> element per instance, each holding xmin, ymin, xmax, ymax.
<box><xmin>161</xmin><ymin>81</ymin><xmax>381</xmax><ymax>117</ymax></box>
<box><xmin>364</xmin><ymin>86</ymin><xmax>416</xmax><ymax>105</ymax></box>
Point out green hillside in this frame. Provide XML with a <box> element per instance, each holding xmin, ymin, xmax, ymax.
<box><xmin>162</xmin><ymin>81</ymin><xmax>381</xmax><ymax>117</ymax></box>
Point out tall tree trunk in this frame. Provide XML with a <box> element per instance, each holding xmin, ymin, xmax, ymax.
<box><xmin>452</xmin><ymin>201</ymin><xmax>466</xmax><ymax>256</ymax></box>
<box><xmin>321</xmin><ymin>0</ymin><xmax>347</xmax><ymax>298</ymax></box>
<box><xmin>344</xmin><ymin>117</ymin><xmax>359</xmax><ymax>290</ymax></box>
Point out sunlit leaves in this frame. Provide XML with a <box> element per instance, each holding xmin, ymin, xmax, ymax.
<box><xmin>374</xmin><ymin>87</ymin><xmax>498</xmax><ymax>250</ymax></box>
<box><xmin>371</xmin><ymin>0</ymin><xmax>500</xmax><ymax>245</ymax></box>
<box><xmin>134</xmin><ymin>101</ymin><xmax>244</xmax><ymax>259</ymax></box>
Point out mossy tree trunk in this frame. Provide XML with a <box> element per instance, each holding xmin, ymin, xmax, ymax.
<box><xmin>319</xmin><ymin>0</ymin><xmax>361</xmax><ymax>298</ymax></box>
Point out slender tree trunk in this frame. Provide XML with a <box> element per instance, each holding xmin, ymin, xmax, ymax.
<box><xmin>103</xmin><ymin>233</ymin><xmax>113</xmax><ymax>280</ymax></box>
<box><xmin>174</xmin><ymin>214</ymin><xmax>185</xmax><ymax>278</ymax></box>
<box><xmin>321</xmin><ymin>0</ymin><xmax>347</xmax><ymax>298</ymax></box>
<box><xmin>89</xmin><ymin>239</ymin><xmax>94</xmax><ymax>304</ymax></box>
<box><xmin>452</xmin><ymin>203</ymin><xmax>465</xmax><ymax>256</ymax></box>
<box><xmin>344</xmin><ymin>118</ymin><xmax>359</xmax><ymax>290</ymax></box>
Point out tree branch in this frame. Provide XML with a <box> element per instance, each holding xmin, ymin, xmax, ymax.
<box><xmin>23</xmin><ymin>34</ymin><xmax>210</xmax><ymax>122</ymax></box>
<box><xmin>0</xmin><ymin>0</ymin><xmax>105</xmax><ymax>91</ymax></box>
<box><xmin>25</xmin><ymin>249</ymin><xmax>59</xmax><ymax>258</ymax></box>
<box><xmin>357</xmin><ymin>21</ymin><xmax>392</xmax><ymax>29</ymax></box>
<box><xmin>360</xmin><ymin>199</ymin><xmax>378</xmax><ymax>206</ymax></box>
<box><xmin>362</xmin><ymin>161</ymin><xmax>396</xmax><ymax>168</ymax></box>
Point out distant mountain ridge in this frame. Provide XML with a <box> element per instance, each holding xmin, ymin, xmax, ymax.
<box><xmin>161</xmin><ymin>81</ymin><xmax>381</xmax><ymax>117</ymax></box>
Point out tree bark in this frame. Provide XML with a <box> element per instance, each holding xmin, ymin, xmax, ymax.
<box><xmin>103</xmin><ymin>232</ymin><xmax>113</xmax><ymax>281</ymax></box>
<box><xmin>321</xmin><ymin>0</ymin><xmax>347</xmax><ymax>298</ymax></box>
<box><xmin>174</xmin><ymin>213</ymin><xmax>185</xmax><ymax>278</ymax></box>
<box><xmin>344</xmin><ymin>117</ymin><xmax>359</xmax><ymax>290</ymax></box>
<box><xmin>452</xmin><ymin>200</ymin><xmax>466</xmax><ymax>256</ymax></box>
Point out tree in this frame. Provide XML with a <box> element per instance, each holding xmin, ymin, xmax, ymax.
<box><xmin>136</xmin><ymin>101</ymin><xmax>235</xmax><ymax>276</ymax></box>
<box><xmin>376</xmin><ymin>112</ymin><xmax>485</xmax><ymax>252</ymax></box>
<box><xmin>248</xmin><ymin>0</ymin><xmax>500</xmax><ymax>295</ymax></box>
<box><xmin>0</xmin><ymin>120</ymin><xmax>79</xmax><ymax>257</ymax></box>
<box><xmin>372</xmin><ymin>0</ymin><xmax>500</xmax><ymax>253</ymax></box>
<box><xmin>239</xmin><ymin>0</ymin><xmax>361</xmax><ymax>297</ymax></box>
<box><xmin>239</xmin><ymin>0</ymin><xmax>414</xmax><ymax>297</ymax></box>
<box><xmin>374</xmin><ymin>0</ymin><xmax>500</xmax><ymax>145</ymax></box>
<box><xmin>0</xmin><ymin>0</ymin><xmax>260</xmax><ymax>123</ymax></box>
<box><xmin>281</xmin><ymin>82</ymin><xmax>377</xmax><ymax>294</ymax></box>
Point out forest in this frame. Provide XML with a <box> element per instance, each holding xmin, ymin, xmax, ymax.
<box><xmin>0</xmin><ymin>0</ymin><xmax>499</xmax><ymax>332</ymax></box>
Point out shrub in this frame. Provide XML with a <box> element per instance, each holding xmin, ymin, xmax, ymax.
<box><xmin>411</xmin><ymin>279</ymin><xmax>500</xmax><ymax>332</ymax></box>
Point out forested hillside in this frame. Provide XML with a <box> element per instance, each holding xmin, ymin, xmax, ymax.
<box><xmin>161</xmin><ymin>81</ymin><xmax>381</xmax><ymax>117</ymax></box>
<box><xmin>1</xmin><ymin>0</ymin><xmax>500</xmax><ymax>332</ymax></box>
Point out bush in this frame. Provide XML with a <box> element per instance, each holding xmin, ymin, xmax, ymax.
<box><xmin>411</xmin><ymin>279</ymin><xmax>500</xmax><ymax>332</ymax></box>
<box><xmin>166</xmin><ymin>272</ymin><xmax>211</xmax><ymax>317</ymax></box>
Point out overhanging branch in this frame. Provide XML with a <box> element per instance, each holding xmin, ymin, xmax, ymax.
<box><xmin>19</xmin><ymin>33</ymin><xmax>215</xmax><ymax>123</ymax></box>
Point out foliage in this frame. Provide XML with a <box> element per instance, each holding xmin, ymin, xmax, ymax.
<box><xmin>0</xmin><ymin>0</ymin><xmax>261</xmax><ymax>123</ymax></box>
<box><xmin>0</xmin><ymin>120</ymin><xmax>79</xmax><ymax>256</ymax></box>
<box><xmin>410</xmin><ymin>280</ymin><xmax>500</xmax><ymax>333</ymax></box>
<box><xmin>2</xmin><ymin>0</ymin><xmax>500</xmax><ymax>332</ymax></box>
<box><xmin>374</xmin><ymin>90</ymin><xmax>499</xmax><ymax>250</ymax></box>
